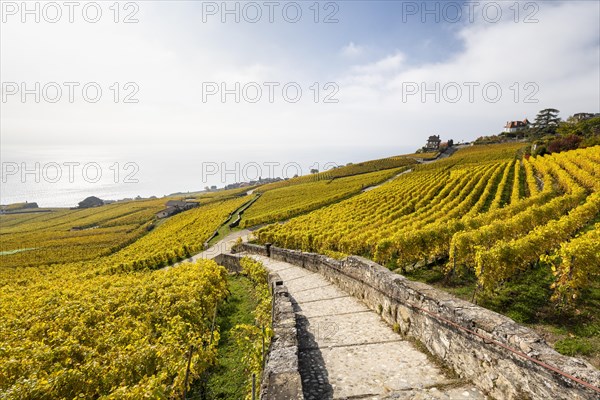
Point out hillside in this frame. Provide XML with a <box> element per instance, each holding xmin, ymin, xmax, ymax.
<box><xmin>1</xmin><ymin>143</ymin><xmax>599</xmax><ymax>398</ymax></box>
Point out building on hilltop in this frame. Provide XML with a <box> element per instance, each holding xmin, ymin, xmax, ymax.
<box><xmin>571</xmin><ymin>113</ymin><xmax>600</xmax><ymax>123</ymax></box>
<box><xmin>504</xmin><ymin>119</ymin><xmax>530</xmax><ymax>133</ymax></box>
<box><xmin>425</xmin><ymin>135</ymin><xmax>441</xmax><ymax>150</ymax></box>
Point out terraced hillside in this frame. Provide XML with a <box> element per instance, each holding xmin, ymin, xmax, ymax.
<box><xmin>2</xmin><ymin>143</ymin><xmax>599</xmax><ymax>398</ymax></box>
<box><xmin>0</xmin><ymin>196</ymin><xmax>254</xmax><ymax>398</ymax></box>
<box><xmin>241</xmin><ymin>167</ymin><xmax>410</xmax><ymax>227</ymax></box>
<box><xmin>0</xmin><ymin>199</ymin><xmax>165</xmax><ymax>267</ymax></box>
<box><xmin>256</xmin><ymin>144</ymin><xmax>600</xmax><ymax>300</ymax></box>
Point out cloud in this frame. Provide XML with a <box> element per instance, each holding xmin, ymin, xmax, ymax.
<box><xmin>336</xmin><ymin>1</ymin><xmax>599</xmax><ymax>139</ymax></box>
<box><xmin>1</xmin><ymin>0</ymin><xmax>598</xmax><ymax>198</ymax></box>
<box><xmin>341</xmin><ymin>41</ymin><xmax>364</xmax><ymax>57</ymax></box>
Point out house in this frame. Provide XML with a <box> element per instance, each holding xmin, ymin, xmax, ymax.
<box><xmin>504</xmin><ymin>119</ymin><xmax>530</xmax><ymax>133</ymax></box>
<box><xmin>156</xmin><ymin>200</ymin><xmax>198</xmax><ymax>219</ymax></box>
<box><xmin>165</xmin><ymin>200</ymin><xmax>192</xmax><ymax>209</ymax></box>
<box><xmin>572</xmin><ymin>113</ymin><xmax>600</xmax><ymax>123</ymax></box>
<box><xmin>156</xmin><ymin>208</ymin><xmax>176</xmax><ymax>219</ymax></box>
<box><xmin>425</xmin><ymin>135</ymin><xmax>441</xmax><ymax>150</ymax></box>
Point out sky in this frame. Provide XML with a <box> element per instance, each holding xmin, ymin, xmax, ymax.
<box><xmin>1</xmin><ymin>0</ymin><xmax>599</xmax><ymax>206</ymax></box>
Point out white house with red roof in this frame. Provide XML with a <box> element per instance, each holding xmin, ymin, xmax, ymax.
<box><xmin>504</xmin><ymin>118</ymin><xmax>530</xmax><ymax>133</ymax></box>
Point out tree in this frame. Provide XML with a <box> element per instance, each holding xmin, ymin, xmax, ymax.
<box><xmin>547</xmin><ymin>134</ymin><xmax>582</xmax><ymax>154</ymax></box>
<box><xmin>78</xmin><ymin>196</ymin><xmax>104</xmax><ymax>208</ymax></box>
<box><xmin>533</xmin><ymin>108</ymin><xmax>561</xmax><ymax>134</ymax></box>
<box><xmin>557</xmin><ymin>116</ymin><xmax>600</xmax><ymax>138</ymax></box>
<box><xmin>310</xmin><ymin>169</ymin><xmax>319</xmax><ymax>174</ymax></box>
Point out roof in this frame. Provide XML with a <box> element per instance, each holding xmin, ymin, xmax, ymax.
<box><xmin>505</xmin><ymin>119</ymin><xmax>530</xmax><ymax>129</ymax></box>
<box><xmin>427</xmin><ymin>135</ymin><xmax>441</xmax><ymax>142</ymax></box>
<box><xmin>165</xmin><ymin>200</ymin><xmax>188</xmax><ymax>207</ymax></box>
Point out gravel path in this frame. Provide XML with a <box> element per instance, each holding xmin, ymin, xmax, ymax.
<box><xmin>246</xmin><ymin>254</ymin><xmax>486</xmax><ymax>400</ymax></box>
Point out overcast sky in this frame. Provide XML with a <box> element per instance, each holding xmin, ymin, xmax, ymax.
<box><xmin>1</xmin><ymin>0</ymin><xmax>599</xmax><ymax>204</ymax></box>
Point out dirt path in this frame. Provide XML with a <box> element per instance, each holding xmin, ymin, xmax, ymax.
<box><xmin>362</xmin><ymin>168</ymin><xmax>413</xmax><ymax>192</ymax></box>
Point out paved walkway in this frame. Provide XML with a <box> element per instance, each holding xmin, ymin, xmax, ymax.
<box><xmin>247</xmin><ymin>254</ymin><xmax>486</xmax><ymax>400</ymax></box>
<box><xmin>172</xmin><ymin>229</ymin><xmax>251</xmax><ymax>266</ymax></box>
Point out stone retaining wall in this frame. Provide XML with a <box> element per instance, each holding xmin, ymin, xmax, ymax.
<box><xmin>213</xmin><ymin>252</ymin><xmax>303</xmax><ymax>399</ymax></box>
<box><xmin>261</xmin><ymin>272</ymin><xmax>303</xmax><ymax>400</ymax></box>
<box><xmin>213</xmin><ymin>253</ymin><xmax>243</xmax><ymax>273</ymax></box>
<box><xmin>240</xmin><ymin>243</ymin><xmax>600</xmax><ymax>400</ymax></box>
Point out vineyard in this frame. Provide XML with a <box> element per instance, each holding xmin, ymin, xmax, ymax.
<box><xmin>241</xmin><ymin>167</ymin><xmax>408</xmax><ymax>228</ymax></box>
<box><xmin>0</xmin><ymin>196</ymin><xmax>254</xmax><ymax>399</ymax></box>
<box><xmin>0</xmin><ymin>196</ymin><xmax>249</xmax><ymax>271</ymax></box>
<box><xmin>0</xmin><ymin>258</ymin><xmax>229</xmax><ymax>399</ymax></box>
<box><xmin>2</xmin><ymin>142</ymin><xmax>599</xmax><ymax>397</ymax></box>
<box><xmin>104</xmin><ymin>196</ymin><xmax>250</xmax><ymax>272</ymax></box>
<box><xmin>257</xmin><ymin>144</ymin><xmax>600</xmax><ymax>301</ymax></box>
<box><xmin>0</xmin><ymin>199</ymin><xmax>165</xmax><ymax>267</ymax></box>
<box><xmin>256</xmin><ymin>154</ymin><xmax>416</xmax><ymax>192</ymax></box>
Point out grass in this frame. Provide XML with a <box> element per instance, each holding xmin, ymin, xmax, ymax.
<box><xmin>207</xmin><ymin>197</ymin><xmax>256</xmax><ymax>246</ymax></box>
<box><xmin>402</xmin><ymin>261</ymin><xmax>600</xmax><ymax>368</ymax></box>
<box><xmin>207</xmin><ymin>221</ymin><xmax>242</xmax><ymax>247</ymax></box>
<box><xmin>188</xmin><ymin>275</ymin><xmax>259</xmax><ymax>399</ymax></box>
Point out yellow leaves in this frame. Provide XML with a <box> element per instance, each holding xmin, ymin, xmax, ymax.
<box><xmin>242</xmin><ymin>167</ymin><xmax>406</xmax><ymax>228</ymax></box>
<box><xmin>0</xmin><ymin>259</ymin><xmax>229</xmax><ymax>399</ymax></box>
<box><xmin>256</xmin><ymin>145</ymin><xmax>598</xmax><ymax>298</ymax></box>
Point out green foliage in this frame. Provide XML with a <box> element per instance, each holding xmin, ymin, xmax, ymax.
<box><xmin>557</xmin><ymin>116</ymin><xmax>600</xmax><ymax>138</ymax></box>
<box><xmin>554</xmin><ymin>338</ymin><xmax>594</xmax><ymax>357</ymax></box>
<box><xmin>477</xmin><ymin>263</ymin><xmax>554</xmax><ymax>323</ymax></box>
<box><xmin>199</xmin><ymin>275</ymin><xmax>260</xmax><ymax>399</ymax></box>
<box><xmin>231</xmin><ymin>258</ymin><xmax>273</xmax><ymax>399</ymax></box>
<box><xmin>532</xmin><ymin>108</ymin><xmax>560</xmax><ymax>135</ymax></box>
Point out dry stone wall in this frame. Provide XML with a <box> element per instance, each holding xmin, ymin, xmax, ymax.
<box><xmin>213</xmin><ymin>252</ymin><xmax>303</xmax><ymax>399</ymax></box>
<box><xmin>240</xmin><ymin>243</ymin><xmax>600</xmax><ymax>400</ymax></box>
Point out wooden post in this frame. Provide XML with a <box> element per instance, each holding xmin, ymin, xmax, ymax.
<box><xmin>252</xmin><ymin>373</ymin><xmax>256</xmax><ymax>400</ymax></box>
<box><xmin>262</xmin><ymin>325</ymin><xmax>266</xmax><ymax>369</ymax></box>
<box><xmin>271</xmin><ymin>283</ymin><xmax>275</xmax><ymax>324</ymax></box>
<box><xmin>183</xmin><ymin>345</ymin><xmax>194</xmax><ymax>400</ymax></box>
<box><xmin>210</xmin><ymin>303</ymin><xmax>218</xmax><ymax>345</ymax></box>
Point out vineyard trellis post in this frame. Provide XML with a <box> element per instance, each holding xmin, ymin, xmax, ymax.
<box><xmin>262</xmin><ymin>324</ymin><xmax>266</xmax><ymax>369</ymax></box>
<box><xmin>183</xmin><ymin>345</ymin><xmax>194</xmax><ymax>400</ymax></box>
<box><xmin>271</xmin><ymin>283</ymin><xmax>275</xmax><ymax>323</ymax></box>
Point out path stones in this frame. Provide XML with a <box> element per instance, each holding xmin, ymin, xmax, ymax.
<box><xmin>249</xmin><ymin>254</ymin><xmax>487</xmax><ymax>400</ymax></box>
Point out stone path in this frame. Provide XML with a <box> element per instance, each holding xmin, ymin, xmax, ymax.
<box><xmin>247</xmin><ymin>254</ymin><xmax>487</xmax><ymax>400</ymax></box>
<box><xmin>172</xmin><ymin>229</ymin><xmax>251</xmax><ymax>267</ymax></box>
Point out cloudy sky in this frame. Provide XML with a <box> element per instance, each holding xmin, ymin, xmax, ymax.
<box><xmin>1</xmin><ymin>0</ymin><xmax>599</xmax><ymax>205</ymax></box>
